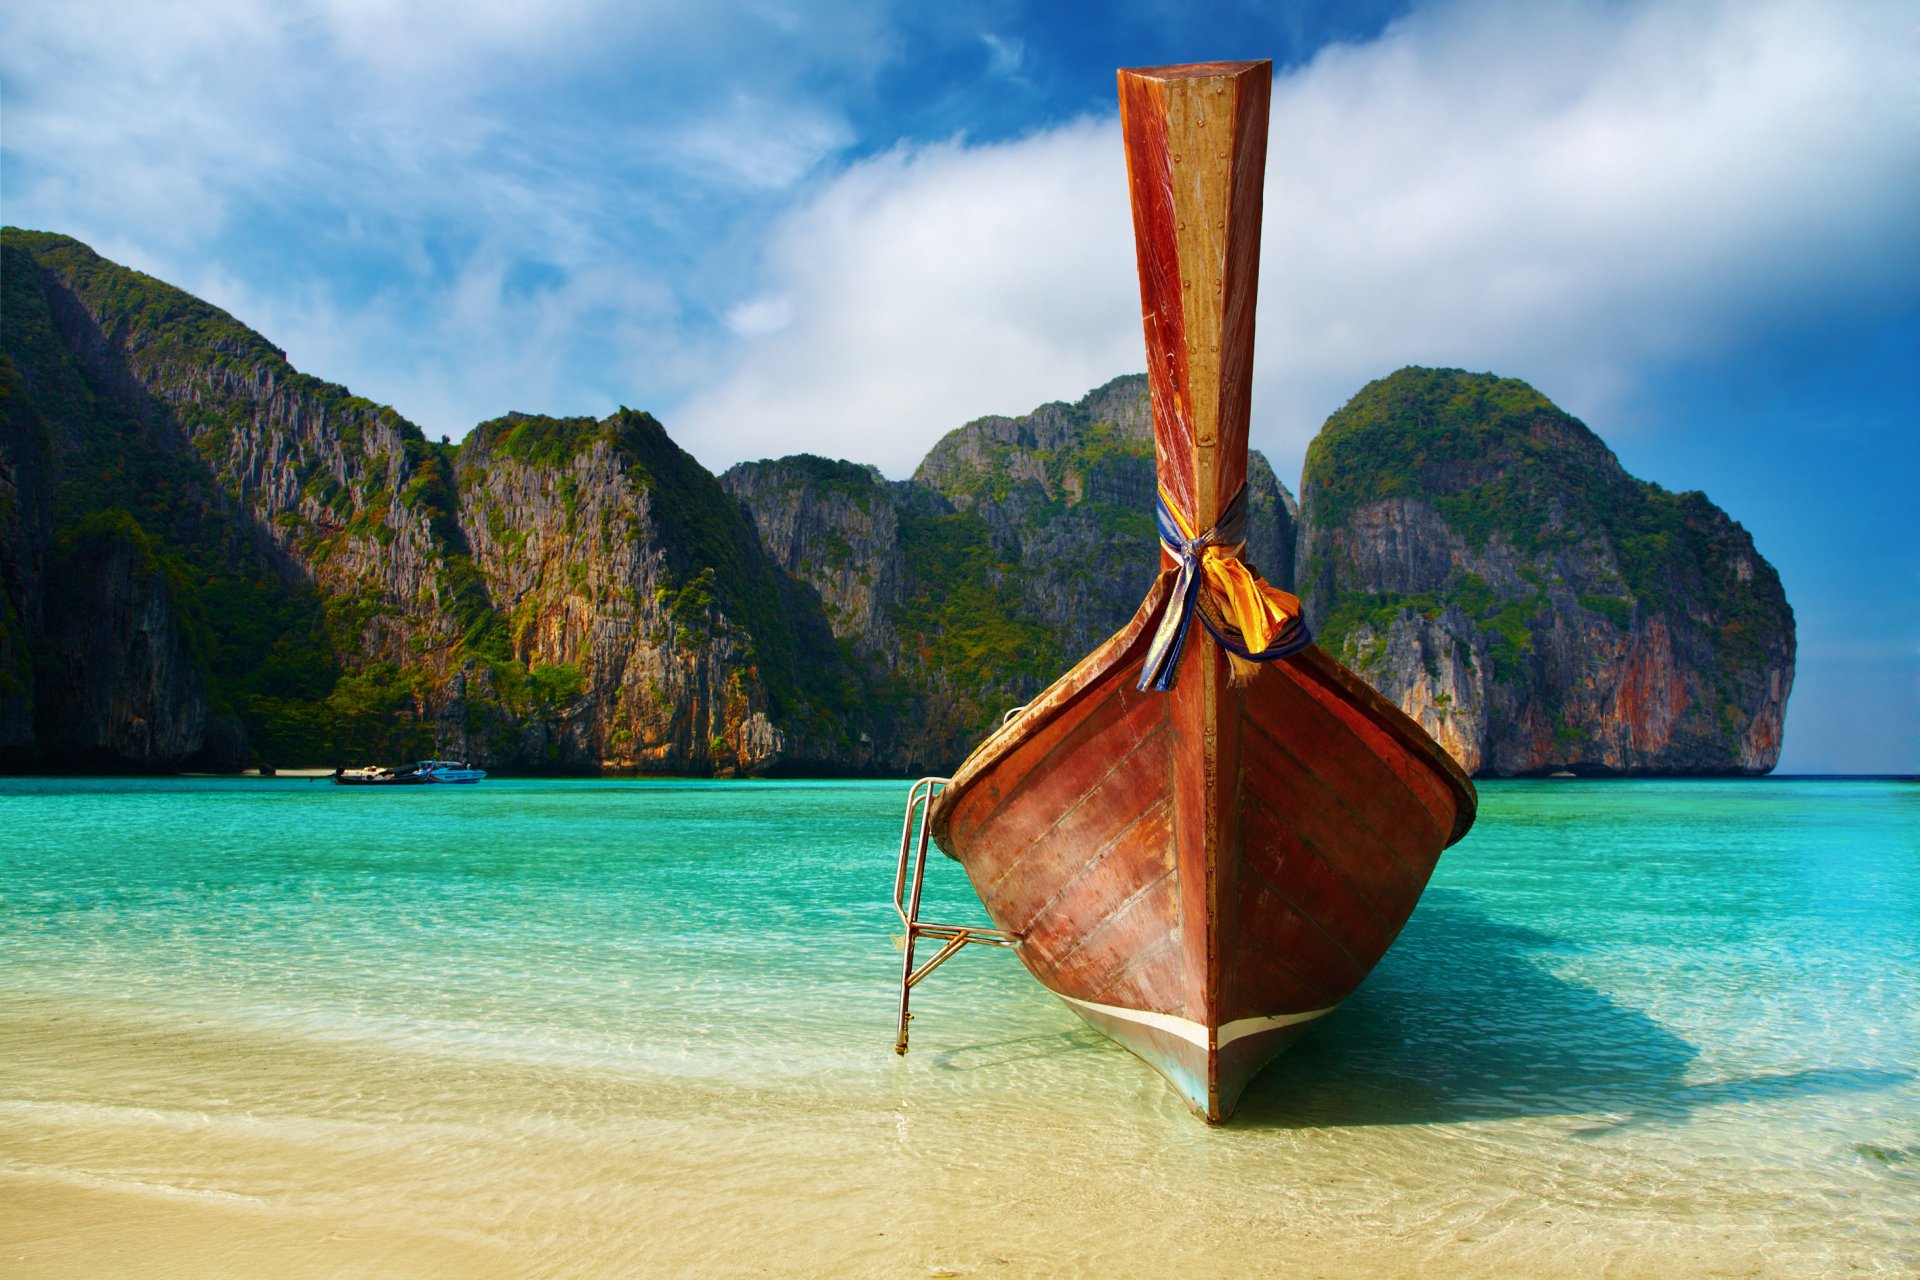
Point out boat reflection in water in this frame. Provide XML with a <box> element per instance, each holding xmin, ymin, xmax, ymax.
<box><xmin>334</xmin><ymin>760</ymin><xmax>488</xmax><ymax>786</ymax></box>
<box><xmin>894</xmin><ymin>59</ymin><xmax>1477</xmax><ymax>1123</ymax></box>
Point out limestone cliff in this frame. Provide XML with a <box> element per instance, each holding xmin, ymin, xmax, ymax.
<box><xmin>1</xmin><ymin>229</ymin><xmax>861</xmax><ymax>773</ymax></box>
<box><xmin>0</xmin><ymin>355</ymin><xmax>55</xmax><ymax>754</ymax></box>
<box><xmin>2</xmin><ymin>231</ymin><xmax>1792</xmax><ymax>778</ymax></box>
<box><xmin>452</xmin><ymin>410</ymin><xmax>858</xmax><ymax>774</ymax></box>
<box><xmin>1297</xmin><ymin>367</ymin><xmax>1794</xmax><ymax>775</ymax></box>
<box><xmin>722</xmin><ymin>375</ymin><xmax>1299</xmax><ymax>771</ymax></box>
<box><xmin>910</xmin><ymin>374</ymin><xmax>1296</xmax><ymax>658</ymax></box>
<box><xmin>716</xmin><ymin>454</ymin><xmax>906</xmax><ymax>670</ymax></box>
<box><xmin>32</xmin><ymin>512</ymin><xmax>232</xmax><ymax>769</ymax></box>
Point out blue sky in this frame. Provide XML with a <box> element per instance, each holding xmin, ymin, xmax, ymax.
<box><xmin>2</xmin><ymin>0</ymin><xmax>1914</xmax><ymax>773</ymax></box>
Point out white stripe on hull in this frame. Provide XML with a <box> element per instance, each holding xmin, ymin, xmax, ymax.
<box><xmin>1054</xmin><ymin>993</ymin><xmax>1338</xmax><ymax>1050</ymax></box>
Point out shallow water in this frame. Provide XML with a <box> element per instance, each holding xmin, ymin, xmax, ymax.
<box><xmin>1</xmin><ymin>777</ymin><xmax>1915</xmax><ymax>1276</ymax></box>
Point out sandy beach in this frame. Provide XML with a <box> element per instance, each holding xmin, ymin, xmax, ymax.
<box><xmin>1</xmin><ymin>994</ymin><xmax>1885</xmax><ymax>1279</ymax></box>
<box><xmin>3</xmin><ymin>777</ymin><xmax>1914</xmax><ymax>1278</ymax></box>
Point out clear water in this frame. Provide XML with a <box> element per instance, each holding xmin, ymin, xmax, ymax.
<box><xmin>1</xmin><ymin>777</ymin><xmax>1915</xmax><ymax>1277</ymax></box>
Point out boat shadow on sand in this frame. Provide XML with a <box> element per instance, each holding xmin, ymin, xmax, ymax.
<box><xmin>918</xmin><ymin>887</ymin><xmax>1908</xmax><ymax>1130</ymax></box>
<box><xmin>1230</xmin><ymin>888</ymin><xmax>1909</xmax><ymax>1131</ymax></box>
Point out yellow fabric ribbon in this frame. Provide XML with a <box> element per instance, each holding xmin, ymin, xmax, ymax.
<box><xmin>1199</xmin><ymin>549</ymin><xmax>1303</xmax><ymax>657</ymax></box>
<box><xmin>1140</xmin><ymin>484</ymin><xmax>1310</xmax><ymax>690</ymax></box>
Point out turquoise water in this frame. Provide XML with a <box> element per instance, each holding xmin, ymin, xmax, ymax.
<box><xmin>2</xmin><ymin>777</ymin><xmax>1916</xmax><ymax>1275</ymax></box>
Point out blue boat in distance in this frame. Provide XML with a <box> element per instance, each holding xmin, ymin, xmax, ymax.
<box><xmin>334</xmin><ymin>760</ymin><xmax>487</xmax><ymax>786</ymax></box>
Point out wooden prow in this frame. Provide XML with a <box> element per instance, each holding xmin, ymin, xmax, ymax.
<box><xmin>1118</xmin><ymin>60</ymin><xmax>1268</xmax><ymax>536</ymax></box>
<box><xmin>920</xmin><ymin>58</ymin><xmax>1476</xmax><ymax>1123</ymax></box>
<box><xmin>1121</xmin><ymin>60</ymin><xmax>1270</xmax><ymax>1114</ymax></box>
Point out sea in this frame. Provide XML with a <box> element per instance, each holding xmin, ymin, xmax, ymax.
<box><xmin>1</xmin><ymin>776</ymin><xmax>1914</xmax><ymax>1277</ymax></box>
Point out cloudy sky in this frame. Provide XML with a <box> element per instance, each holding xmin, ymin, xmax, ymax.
<box><xmin>3</xmin><ymin>0</ymin><xmax>1915</xmax><ymax>772</ymax></box>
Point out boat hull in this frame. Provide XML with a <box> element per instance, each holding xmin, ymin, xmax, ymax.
<box><xmin>929</xmin><ymin>573</ymin><xmax>1476</xmax><ymax>1120</ymax></box>
<box><xmin>922</xmin><ymin>59</ymin><xmax>1475</xmax><ymax>1121</ymax></box>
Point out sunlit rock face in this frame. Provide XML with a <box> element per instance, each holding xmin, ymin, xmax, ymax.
<box><xmin>721</xmin><ymin>374</ymin><xmax>1299</xmax><ymax>775</ymax></box>
<box><xmin>448</xmin><ymin>408</ymin><xmax>878</xmax><ymax>776</ymax></box>
<box><xmin>6</xmin><ymin>229</ymin><xmax>1298</xmax><ymax>776</ymax></box>
<box><xmin>1</xmin><ymin>230</ymin><xmax>858</xmax><ymax>775</ymax></box>
<box><xmin>3</xmin><ymin>233</ymin><xmax>1788</xmax><ymax>778</ymax></box>
<box><xmin>1297</xmin><ymin>367</ymin><xmax>1794</xmax><ymax>776</ymax></box>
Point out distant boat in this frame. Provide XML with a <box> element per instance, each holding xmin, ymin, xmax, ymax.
<box><xmin>892</xmin><ymin>59</ymin><xmax>1476</xmax><ymax>1123</ymax></box>
<box><xmin>334</xmin><ymin>760</ymin><xmax>487</xmax><ymax>786</ymax></box>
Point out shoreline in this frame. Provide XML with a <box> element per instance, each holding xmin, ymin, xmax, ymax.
<box><xmin>0</xmin><ymin>769</ymin><xmax>1910</xmax><ymax>784</ymax></box>
<box><xmin>3</xmin><ymin>777</ymin><xmax>1913</xmax><ymax>1278</ymax></box>
<box><xmin>0</xmin><ymin>992</ymin><xmax>1845</xmax><ymax>1280</ymax></box>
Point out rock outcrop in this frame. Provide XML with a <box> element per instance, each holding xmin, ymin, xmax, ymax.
<box><xmin>1</xmin><ymin>229</ymin><xmax>863</xmax><ymax>773</ymax></box>
<box><xmin>720</xmin><ymin>375</ymin><xmax>1298</xmax><ymax>772</ymax></box>
<box><xmin>31</xmin><ymin>512</ymin><xmax>238</xmax><ymax>769</ymax></box>
<box><xmin>450</xmin><ymin>410</ymin><xmax>856</xmax><ymax>774</ymax></box>
<box><xmin>1</xmin><ymin>232</ymin><xmax>1792</xmax><ymax>777</ymax></box>
<box><xmin>1297</xmin><ymin>367</ymin><xmax>1794</xmax><ymax>775</ymax></box>
<box><xmin>0</xmin><ymin>354</ymin><xmax>55</xmax><ymax>755</ymax></box>
<box><xmin>907</xmin><ymin>375</ymin><xmax>1297</xmax><ymax>658</ymax></box>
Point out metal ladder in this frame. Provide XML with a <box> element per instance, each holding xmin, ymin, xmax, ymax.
<box><xmin>891</xmin><ymin>776</ymin><xmax>1016</xmax><ymax>1053</ymax></box>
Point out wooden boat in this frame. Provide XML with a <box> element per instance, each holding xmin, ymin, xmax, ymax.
<box><xmin>911</xmin><ymin>60</ymin><xmax>1477</xmax><ymax>1122</ymax></box>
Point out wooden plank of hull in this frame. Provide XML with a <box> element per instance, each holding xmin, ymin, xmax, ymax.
<box><xmin>929</xmin><ymin>579</ymin><xmax>1476</xmax><ymax>1121</ymax></box>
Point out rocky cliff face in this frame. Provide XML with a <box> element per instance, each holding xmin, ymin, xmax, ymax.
<box><xmin>1298</xmin><ymin>367</ymin><xmax>1794</xmax><ymax>775</ymax></box>
<box><xmin>717</xmin><ymin>454</ymin><xmax>906</xmax><ymax>670</ymax></box>
<box><xmin>1</xmin><ymin>229</ymin><xmax>862</xmax><ymax>773</ymax></box>
<box><xmin>450</xmin><ymin>410</ymin><xmax>858</xmax><ymax>774</ymax></box>
<box><xmin>2</xmin><ymin>232</ymin><xmax>1793</xmax><ymax>777</ymax></box>
<box><xmin>721</xmin><ymin>375</ymin><xmax>1299</xmax><ymax>772</ymax></box>
<box><xmin>32</xmin><ymin>512</ymin><xmax>231</xmax><ymax>769</ymax></box>
<box><xmin>0</xmin><ymin>358</ymin><xmax>57</xmax><ymax>756</ymax></box>
<box><xmin>908</xmin><ymin>374</ymin><xmax>1296</xmax><ymax>658</ymax></box>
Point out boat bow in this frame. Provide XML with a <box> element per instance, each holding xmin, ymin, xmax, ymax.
<box><xmin>920</xmin><ymin>59</ymin><xmax>1476</xmax><ymax>1122</ymax></box>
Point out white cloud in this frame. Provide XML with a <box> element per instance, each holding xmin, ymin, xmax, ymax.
<box><xmin>664</xmin><ymin>93</ymin><xmax>855</xmax><ymax>191</ymax></box>
<box><xmin>6</xmin><ymin>0</ymin><xmax>1913</xmax><ymax>469</ymax></box>
<box><xmin>677</xmin><ymin>118</ymin><xmax>1141</xmax><ymax>475</ymax></box>
<box><xmin>725</xmin><ymin>295</ymin><xmax>795</xmax><ymax>337</ymax></box>
<box><xmin>675</xmin><ymin>0</ymin><xmax>1920</xmax><ymax>483</ymax></box>
<box><xmin>0</xmin><ymin>0</ymin><xmax>894</xmax><ymax>437</ymax></box>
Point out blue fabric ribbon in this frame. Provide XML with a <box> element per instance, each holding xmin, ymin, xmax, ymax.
<box><xmin>1137</xmin><ymin>488</ymin><xmax>1245</xmax><ymax>692</ymax></box>
<box><xmin>1136</xmin><ymin>486</ymin><xmax>1314</xmax><ymax>693</ymax></box>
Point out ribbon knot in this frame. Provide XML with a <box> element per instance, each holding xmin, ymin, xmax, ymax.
<box><xmin>1137</xmin><ymin>485</ymin><xmax>1313</xmax><ymax>692</ymax></box>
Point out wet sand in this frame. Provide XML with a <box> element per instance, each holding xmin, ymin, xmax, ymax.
<box><xmin>0</xmin><ymin>995</ymin><xmax>1861</xmax><ymax>1279</ymax></box>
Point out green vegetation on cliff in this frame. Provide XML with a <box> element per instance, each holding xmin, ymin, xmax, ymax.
<box><xmin>1303</xmin><ymin>367</ymin><xmax>1778</xmax><ymax>627</ymax></box>
<box><xmin>1</xmin><ymin>229</ymin><xmax>551</xmax><ymax>763</ymax></box>
<box><xmin>1300</xmin><ymin>367</ymin><xmax>1794</xmax><ymax>774</ymax></box>
<box><xmin>748</xmin><ymin>453</ymin><xmax>884</xmax><ymax>509</ymax></box>
<box><xmin>3</xmin><ymin>232</ymin><xmax>347</xmax><ymax>761</ymax></box>
<box><xmin>893</xmin><ymin>507</ymin><xmax>1063</xmax><ymax>695</ymax></box>
<box><xmin>466</xmin><ymin>411</ymin><xmax>612</xmax><ymax>471</ymax></box>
